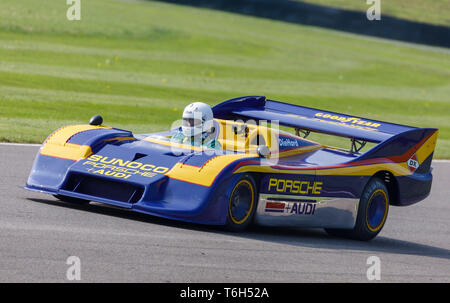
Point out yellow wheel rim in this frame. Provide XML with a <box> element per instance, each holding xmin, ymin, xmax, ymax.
<box><xmin>366</xmin><ymin>189</ymin><xmax>388</xmax><ymax>232</ymax></box>
<box><xmin>228</xmin><ymin>180</ymin><xmax>254</xmax><ymax>225</ymax></box>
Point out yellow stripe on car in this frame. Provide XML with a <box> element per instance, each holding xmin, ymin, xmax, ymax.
<box><xmin>40</xmin><ymin>124</ymin><xmax>109</xmax><ymax>161</ymax></box>
<box><xmin>415</xmin><ymin>130</ymin><xmax>438</xmax><ymax>165</ymax></box>
<box><xmin>40</xmin><ymin>143</ymin><xmax>93</xmax><ymax>161</ymax></box>
<box><xmin>166</xmin><ymin>153</ymin><xmax>258</xmax><ymax>187</ymax></box>
<box><xmin>234</xmin><ymin>161</ymin><xmax>411</xmax><ymax>177</ymax></box>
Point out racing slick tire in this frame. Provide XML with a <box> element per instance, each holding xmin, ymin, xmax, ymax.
<box><xmin>325</xmin><ymin>177</ymin><xmax>389</xmax><ymax>241</ymax></box>
<box><xmin>53</xmin><ymin>194</ymin><xmax>90</xmax><ymax>205</ymax></box>
<box><xmin>225</xmin><ymin>174</ymin><xmax>258</xmax><ymax>232</ymax></box>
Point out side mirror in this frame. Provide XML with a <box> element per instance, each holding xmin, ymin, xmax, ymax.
<box><xmin>257</xmin><ymin>145</ymin><xmax>270</xmax><ymax>158</ymax></box>
<box><xmin>89</xmin><ymin>115</ymin><xmax>103</xmax><ymax>126</ymax></box>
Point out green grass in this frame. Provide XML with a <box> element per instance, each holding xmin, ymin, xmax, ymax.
<box><xmin>299</xmin><ymin>0</ymin><xmax>450</xmax><ymax>26</ymax></box>
<box><xmin>0</xmin><ymin>0</ymin><xmax>449</xmax><ymax>157</ymax></box>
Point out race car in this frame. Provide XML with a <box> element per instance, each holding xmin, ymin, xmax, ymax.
<box><xmin>25</xmin><ymin>96</ymin><xmax>438</xmax><ymax>240</ymax></box>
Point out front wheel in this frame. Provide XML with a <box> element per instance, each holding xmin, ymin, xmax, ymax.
<box><xmin>325</xmin><ymin>178</ymin><xmax>389</xmax><ymax>241</ymax></box>
<box><xmin>225</xmin><ymin>174</ymin><xmax>258</xmax><ymax>232</ymax></box>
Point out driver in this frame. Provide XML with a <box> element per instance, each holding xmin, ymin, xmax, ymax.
<box><xmin>171</xmin><ymin>102</ymin><xmax>221</xmax><ymax>149</ymax></box>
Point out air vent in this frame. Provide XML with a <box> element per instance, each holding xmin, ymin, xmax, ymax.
<box><xmin>62</xmin><ymin>173</ymin><xmax>144</xmax><ymax>203</ymax></box>
<box><xmin>132</xmin><ymin>153</ymin><xmax>148</xmax><ymax>161</ymax></box>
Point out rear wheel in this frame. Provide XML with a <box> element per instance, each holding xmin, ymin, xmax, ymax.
<box><xmin>225</xmin><ymin>175</ymin><xmax>258</xmax><ymax>232</ymax></box>
<box><xmin>53</xmin><ymin>194</ymin><xmax>90</xmax><ymax>205</ymax></box>
<box><xmin>325</xmin><ymin>178</ymin><xmax>389</xmax><ymax>241</ymax></box>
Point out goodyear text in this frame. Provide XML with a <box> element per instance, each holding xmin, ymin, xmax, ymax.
<box><xmin>315</xmin><ymin>112</ymin><xmax>381</xmax><ymax>128</ymax></box>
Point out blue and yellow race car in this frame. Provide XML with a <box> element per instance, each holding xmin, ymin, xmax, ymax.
<box><xmin>26</xmin><ymin>96</ymin><xmax>438</xmax><ymax>240</ymax></box>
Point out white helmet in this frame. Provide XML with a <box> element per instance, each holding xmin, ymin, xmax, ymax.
<box><xmin>181</xmin><ymin>102</ymin><xmax>214</xmax><ymax>137</ymax></box>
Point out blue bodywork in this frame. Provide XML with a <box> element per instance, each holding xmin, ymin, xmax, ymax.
<box><xmin>25</xmin><ymin>96</ymin><xmax>438</xmax><ymax>227</ymax></box>
<box><xmin>27</xmin><ymin>135</ymin><xmax>255</xmax><ymax>225</ymax></box>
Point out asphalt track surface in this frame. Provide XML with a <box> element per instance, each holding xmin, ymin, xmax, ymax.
<box><xmin>0</xmin><ymin>144</ymin><xmax>449</xmax><ymax>282</ymax></box>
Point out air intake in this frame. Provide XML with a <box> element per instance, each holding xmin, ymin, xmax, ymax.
<box><xmin>62</xmin><ymin>173</ymin><xmax>144</xmax><ymax>203</ymax></box>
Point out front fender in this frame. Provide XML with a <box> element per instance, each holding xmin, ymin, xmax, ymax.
<box><xmin>26</xmin><ymin>124</ymin><xmax>133</xmax><ymax>191</ymax></box>
<box><xmin>132</xmin><ymin>153</ymin><xmax>260</xmax><ymax>225</ymax></box>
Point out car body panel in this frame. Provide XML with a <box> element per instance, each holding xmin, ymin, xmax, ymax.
<box><xmin>25</xmin><ymin>96</ymin><xmax>438</xmax><ymax>228</ymax></box>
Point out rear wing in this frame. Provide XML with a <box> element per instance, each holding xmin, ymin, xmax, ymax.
<box><xmin>213</xmin><ymin>96</ymin><xmax>415</xmax><ymax>143</ymax></box>
<box><xmin>213</xmin><ymin>96</ymin><xmax>438</xmax><ymax>158</ymax></box>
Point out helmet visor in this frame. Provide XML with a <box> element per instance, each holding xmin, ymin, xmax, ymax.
<box><xmin>182</xmin><ymin>118</ymin><xmax>202</xmax><ymax>127</ymax></box>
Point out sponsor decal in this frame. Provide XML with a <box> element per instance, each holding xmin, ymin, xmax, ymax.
<box><xmin>314</xmin><ymin>112</ymin><xmax>381</xmax><ymax>128</ymax></box>
<box><xmin>82</xmin><ymin>155</ymin><xmax>169</xmax><ymax>179</ymax></box>
<box><xmin>407</xmin><ymin>154</ymin><xmax>419</xmax><ymax>172</ymax></box>
<box><xmin>264</xmin><ymin>202</ymin><xmax>285</xmax><ymax>213</ymax></box>
<box><xmin>285</xmin><ymin>113</ymin><xmax>382</xmax><ymax>132</ymax></box>
<box><xmin>267</xmin><ymin>178</ymin><xmax>322</xmax><ymax>195</ymax></box>
<box><xmin>265</xmin><ymin>200</ymin><xmax>317</xmax><ymax>215</ymax></box>
<box><xmin>279</xmin><ymin>137</ymin><xmax>299</xmax><ymax>148</ymax></box>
